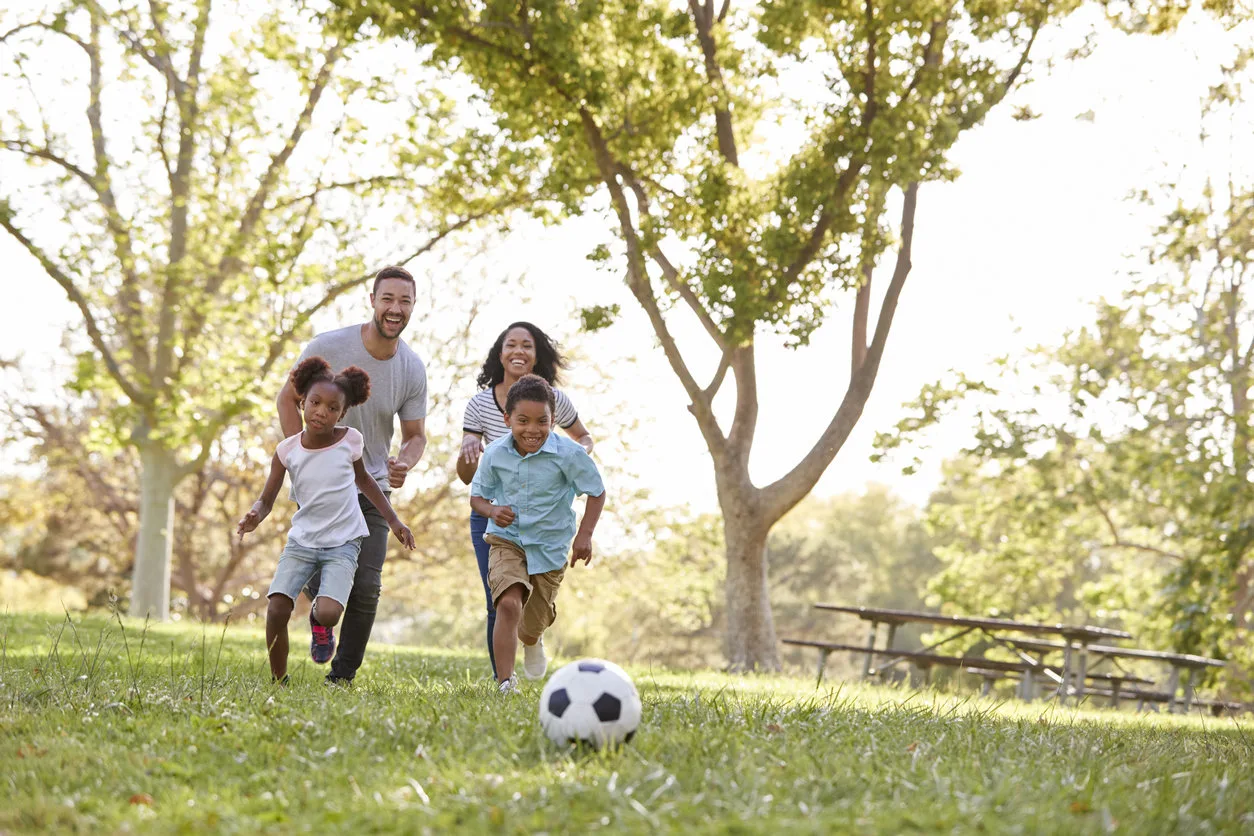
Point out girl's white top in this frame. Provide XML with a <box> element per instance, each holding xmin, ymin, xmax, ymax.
<box><xmin>276</xmin><ymin>427</ymin><xmax>370</xmax><ymax>548</ymax></box>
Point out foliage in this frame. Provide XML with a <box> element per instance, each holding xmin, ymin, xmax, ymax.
<box><xmin>340</xmin><ymin>0</ymin><xmax>1082</xmax><ymax>669</ymax></box>
<box><xmin>0</xmin><ymin>0</ymin><xmax>530</xmax><ymax>616</ymax></box>
<box><xmin>879</xmin><ymin>57</ymin><xmax>1254</xmax><ymax>690</ymax></box>
<box><xmin>2</xmin><ymin>613</ymin><xmax>1252</xmax><ymax>834</ymax></box>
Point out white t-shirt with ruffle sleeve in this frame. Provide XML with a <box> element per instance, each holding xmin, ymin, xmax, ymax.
<box><xmin>276</xmin><ymin>427</ymin><xmax>370</xmax><ymax>549</ymax></box>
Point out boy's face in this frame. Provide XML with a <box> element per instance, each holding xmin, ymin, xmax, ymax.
<box><xmin>504</xmin><ymin>399</ymin><xmax>552</xmax><ymax>455</ymax></box>
<box><xmin>301</xmin><ymin>381</ymin><xmax>347</xmax><ymax>433</ymax></box>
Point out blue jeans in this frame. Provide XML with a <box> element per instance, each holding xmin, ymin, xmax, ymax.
<box><xmin>269</xmin><ymin>538</ymin><xmax>362</xmax><ymax>607</ymax></box>
<box><xmin>470</xmin><ymin>510</ymin><xmax>496</xmax><ymax>677</ymax></box>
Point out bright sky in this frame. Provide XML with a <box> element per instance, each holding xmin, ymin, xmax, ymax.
<box><xmin>2</xmin><ymin>7</ymin><xmax>1244</xmax><ymax>513</ymax></box>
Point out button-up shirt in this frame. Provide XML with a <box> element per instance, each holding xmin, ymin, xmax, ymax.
<box><xmin>470</xmin><ymin>431</ymin><xmax>605</xmax><ymax>574</ymax></box>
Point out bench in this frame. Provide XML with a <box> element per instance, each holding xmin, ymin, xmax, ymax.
<box><xmin>965</xmin><ymin>667</ymin><xmax>1154</xmax><ymax>704</ymax></box>
<box><xmin>783</xmin><ymin>638</ymin><xmax>1052</xmax><ymax>686</ymax></box>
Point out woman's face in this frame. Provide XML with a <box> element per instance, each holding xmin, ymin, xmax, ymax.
<box><xmin>499</xmin><ymin>327</ymin><xmax>537</xmax><ymax>378</ymax></box>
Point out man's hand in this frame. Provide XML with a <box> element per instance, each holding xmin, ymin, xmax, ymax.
<box><xmin>387</xmin><ymin>456</ymin><xmax>410</xmax><ymax>489</ymax></box>
<box><xmin>236</xmin><ymin>503</ymin><xmax>266</xmax><ymax>542</ymax></box>
<box><xmin>490</xmin><ymin>505</ymin><xmax>516</xmax><ymax>527</ymax></box>
<box><xmin>390</xmin><ymin>519</ymin><xmax>416</xmax><ymax>549</ymax></box>
<box><xmin>570</xmin><ymin>531</ymin><xmax>593</xmax><ymax>566</ymax></box>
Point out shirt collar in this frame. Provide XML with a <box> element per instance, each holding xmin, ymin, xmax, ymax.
<box><xmin>504</xmin><ymin>431</ymin><xmax>562</xmax><ymax>458</ymax></box>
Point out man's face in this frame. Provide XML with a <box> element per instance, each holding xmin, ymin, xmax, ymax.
<box><xmin>370</xmin><ymin>278</ymin><xmax>415</xmax><ymax>340</ymax></box>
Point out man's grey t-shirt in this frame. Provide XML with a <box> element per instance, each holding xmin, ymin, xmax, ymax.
<box><xmin>295</xmin><ymin>324</ymin><xmax>427</xmax><ymax>494</ymax></box>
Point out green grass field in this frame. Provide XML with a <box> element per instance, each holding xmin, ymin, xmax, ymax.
<box><xmin>1</xmin><ymin>614</ymin><xmax>1251</xmax><ymax>834</ymax></box>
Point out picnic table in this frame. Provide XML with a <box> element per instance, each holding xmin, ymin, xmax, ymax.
<box><xmin>1004</xmin><ymin>637</ymin><xmax>1226</xmax><ymax>714</ymax></box>
<box><xmin>784</xmin><ymin>604</ymin><xmax>1132</xmax><ymax>702</ymax></box>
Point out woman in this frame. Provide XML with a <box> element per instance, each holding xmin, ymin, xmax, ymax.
<box><xmin>458</xmin><ymin>322</ymin><xmax>594</xmax><ymax>676</ymax></box>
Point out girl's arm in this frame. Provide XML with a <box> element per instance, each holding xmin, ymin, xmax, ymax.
<box><xmin>570</xmin><ymin>491</ymin><xmax>606</xmax><ymax>566</ymax></box>
<box><xmin>456</xmin><ymin>431</ymin><xmax>484</xmax><ymax>485</ymax></box>
<box><xmin>562</xmin><ymin>418</ymin><xmax>595</xmax><ymax>455</ymax></box>
<box><xmin>237</xmin><ymin>454</ymin><xmax>286</xmax><ymax>541</ymax></box>
<box><xmin>354</xmin><ymin>459</ymin><xmax>416</xmax><ymax>549</ymax></box>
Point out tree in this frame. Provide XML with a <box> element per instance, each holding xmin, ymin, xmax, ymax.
<box><xmin>345</xmin><ymin>0</ymin><xmax>1079</xmax><ymax>667</ymax></box>
<box><xmin>0</xmin><ymin>0</ymin><xmax>528</xmax><ymax>618</ymax></box>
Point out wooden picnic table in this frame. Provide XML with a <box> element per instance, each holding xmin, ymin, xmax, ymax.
<box><xmin>1003</xmin><ymin>637</ymin><xmax>1225</xmax><ymax>713</ymax></box>
<box><xmin>809</xmin><ymin>604</ymin><xmax>1132</xmax><ymax>703</ymax></box>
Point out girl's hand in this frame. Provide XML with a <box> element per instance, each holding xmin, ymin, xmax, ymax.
<box><xmin>490</xmin><ymin>505</ymin><xmax>516</xmax><ymax>527</ymax></box>
<box><xmin>391</xmin><ymin>519</ymin><xmax>416</xmax><ymax>549</ymax></box>
<box><xmin>460</xmin><ymin>434</ymin><xmax>485</xmax><ymax>464</ymax></box>
<box><xmin>236</xmin><ymin>504</ymin><xmax>264</xmax><ymax>541</ymax></box>
<box><xmin>570</xmin><ymin>532</ymin><xmax>593</xmax><ymax>566</ymax></box>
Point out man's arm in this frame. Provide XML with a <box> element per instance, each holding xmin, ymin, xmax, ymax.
<box><xmin>276</xmin><ymin>377</ymin><xmax>303</xmax><ymax>437</ymax></box>
<box><xmin>387</xmin><ymin>418</ymin><xmax>427</xmax><ymax>489</ymax></box>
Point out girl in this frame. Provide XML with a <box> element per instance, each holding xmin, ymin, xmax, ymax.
<box><xmin>457</xmin><ymin>323</ymin><xmax>594</xmax><ymax>677</ymax></box>
<box><xmin>238</xmin><ymin>357</ymin><xmax>415</xmax><ymax>683</ymax></box>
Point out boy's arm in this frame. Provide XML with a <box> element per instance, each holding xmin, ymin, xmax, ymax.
<box><xmin>570</xmin><ymin>491</ymin><xmax>606</xmax><ymax>566</ymax></box>
<box><xmin>237</xmin><ymin>454</ymin><xmax>286</xmax><ymax>540</ymax></box>
<box><xmin>354</xmin><ymin>460</ymin><xmax>415</xmax><ymax>549</ymax></box>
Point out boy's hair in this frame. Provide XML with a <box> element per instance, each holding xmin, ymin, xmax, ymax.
<box><xmin>477</xmin><ymin>321</ymin><xmax>567</xmax><ymax>389</ymax></box>
<box><xmin>290</xmin><ymin>356</ymin><xmax>371</xmax><ymax>408</ymax></box>
<box><xmin>505</xmin><ymin>373</ymin><xmax>556</xmax><ymax>416</ymax></box>
<box><xmin>372</xmin><ymin>265</ymin><xmax>416</xmax><ymax>295</ymax></box>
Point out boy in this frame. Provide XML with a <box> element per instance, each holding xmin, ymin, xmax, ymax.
<box><xmin>469</xmin><ymin>374</ymin><xmax>606</xmax><ymax>693</ymax></box>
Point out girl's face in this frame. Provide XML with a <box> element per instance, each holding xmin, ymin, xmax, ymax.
<box><xmin>302</xmin><ymin>381</ymin><xmax>347</xmax><ymax>434</ymax></box>
<box><xmin>504</xmin><ymin>398</ymin><xmax>552</xmax><ymax>455</ymax></box>
<box><xmin>499</xmin><ymin>327</ymin><xmax>537</xmax><ymax>379</ymax></box>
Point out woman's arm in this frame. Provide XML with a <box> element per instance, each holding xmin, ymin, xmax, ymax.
<box><xmin>562</xmin><ymin>418</ymin><xmax>594</xmax><ymax>455</ymax></box>
<box><xmin>457</xmin><ymin>432</ymin><xmax>484</xmax><ymax>485</ymax></box>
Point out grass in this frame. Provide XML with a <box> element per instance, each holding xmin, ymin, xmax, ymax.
<box><xmin>0</xmin><ymin>614</ymin><xmax>1251</xmax><ymax>834</ymax></box>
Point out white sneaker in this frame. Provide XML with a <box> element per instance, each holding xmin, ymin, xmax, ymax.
<box><xmin>522</xmin><ymin>636</ymin><xmax>548</xmax><ymax>680</ymax></box>
<box><xmin>497</xmin><ymin>675</ymin><xmax>519</xmax><ymax>695</ymax></box>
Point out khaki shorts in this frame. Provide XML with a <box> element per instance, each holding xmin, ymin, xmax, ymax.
<box><xmin>484</xmin><ymin>534</ymin><xmax>565</xmax><ymax>639</ymax></box>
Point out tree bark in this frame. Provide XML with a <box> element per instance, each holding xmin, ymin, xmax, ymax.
<box><xmin>130</xmin><ymin>443</ymin><xmax>178</xmax><ymax>619</ymax></box>
<box><xmin>722</xmin><ymin>507</ymin><xmax>780</xmax><ymax>671</ymax></box>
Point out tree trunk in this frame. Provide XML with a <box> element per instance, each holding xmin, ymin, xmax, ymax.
<box><xmin>130</xmin><ymin>443</ymin><xmax>178</xmax><ymax>619</ymax></box>
<box><xmin>723</xmin><ymin>510</ymin><xmax>781</xmax><ymax>671</ymax></box>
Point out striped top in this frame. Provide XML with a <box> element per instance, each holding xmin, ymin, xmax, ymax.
<box><xmin>462</xmin><ymin>387</ymin><xmax>579</xmax><ymax>444</ymax></box>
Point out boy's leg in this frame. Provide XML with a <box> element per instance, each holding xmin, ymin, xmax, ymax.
<box><xmin>469</xmin><ymin>511</ymin><xmax>497</xmax><ymax>678</ymax></box>
<box><xmin>485</xmin><ymin>536</ymin><xmax>533</xmax><ymax>684</ymax></box>
<box><xmin>493</xmin><ymin>584</ymin><xmax>526</xmax><ymax>683</ymax></box>
<box><xmin>519</xmin><ymin>567</ymin><xmax>564</xmax><ymax>678</ymax></box>
<box><xmin>325</xmin><ymin>496</ymin><xmax>390</xmax><ymax>683</ymax></box>
<box><xmin>266</xmin><ymin>594</ymin><xmax>295</xmax><ymax>680</ymax></box>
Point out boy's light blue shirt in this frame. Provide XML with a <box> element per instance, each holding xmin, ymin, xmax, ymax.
<box><xmin>470</xmin><ymin>431</ymin><xmax>605</xmax><ymax>575</ymax></box>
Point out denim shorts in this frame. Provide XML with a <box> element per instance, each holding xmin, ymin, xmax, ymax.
<box><xmin>268</xmin><ymin>538</ymin><xmax>363</xmax><ymax>607</ymax></box>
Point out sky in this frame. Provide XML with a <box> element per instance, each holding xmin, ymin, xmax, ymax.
<box><xmin>1</xmin><ymin>5</ymin><xmax>1246</xmax><ymax>514</ymax></box>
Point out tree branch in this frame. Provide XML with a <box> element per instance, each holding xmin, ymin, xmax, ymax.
<box><xmin>0</xmin><ymin>212</ymin><xmax>148</xmax><ymax>407</ymax></box>
<box><xmin>761</xmin><ymin>181</ymin><xmax>920</xmax><ymax>521</ymax></box>
<box><xmin>687</xmin><ymin>0</ymin><xmax>738</xmax><ymax>166</ymax></box>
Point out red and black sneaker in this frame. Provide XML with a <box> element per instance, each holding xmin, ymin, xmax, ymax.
<box><xmin>310</xmin><ymin>611</ymin><xmax>335</xmax><ymax>664</ymax></box>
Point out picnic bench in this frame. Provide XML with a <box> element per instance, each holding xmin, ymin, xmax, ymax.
<box><xmin>1002</xmin><ymin>637</ymin><xmax>1227</xmax><ymax>714</ymax></box>
<box><xmin>788</xmin><ymin>605</ymin><xmax>1132</xmax><ymax>703</ymax></box>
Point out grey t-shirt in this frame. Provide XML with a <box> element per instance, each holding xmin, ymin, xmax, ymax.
<box><xmin>295</xmin><ymin>324</ymin><xmax>427</xmax><ymax>494</ymax></box>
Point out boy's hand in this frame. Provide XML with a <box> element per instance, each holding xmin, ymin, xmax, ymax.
<box><xmin>391</xmin><ymin>519</ymin><xmax>416</xmax><ymax>549</ymax></box>
<box><xmin>570</xmin><ymin>532</ymin><xmax>593</xmax><ymax>566</ymax></box>
<box><xmin>236</xmin><ymin>504</ymin><xmax>265</xmax><ymax>541</ymax></box>
<box><xmin>490</xmin><ymin>505</ymin><xmax>516</xmax><ymax>527</ymax></box>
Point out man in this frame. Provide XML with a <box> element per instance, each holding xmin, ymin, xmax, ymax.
<box><xmin>276</xmin><ymin>265</ymin><xmax>428</xmax><ymax>684</ymax></box>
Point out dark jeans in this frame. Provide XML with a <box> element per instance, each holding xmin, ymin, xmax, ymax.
<box><xmin>305</xmin><ymin>494</ymin><xmax>389</xmax><ymax>682</ymax></box>
<box><xmin>470</xmin><ymin>510</ymin><xmax>497</xmax><ymax>677</ymax></box>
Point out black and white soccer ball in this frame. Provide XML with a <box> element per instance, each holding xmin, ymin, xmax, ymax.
<box><xmin>539</xmin><ymin>658</ymin><xmax>642</xmax><ymax>747</ymax></box>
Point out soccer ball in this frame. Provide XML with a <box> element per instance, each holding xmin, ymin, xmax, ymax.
<box><xmin>539</xmin><ymin>658</ymin><xmax>642</xmax><ymax>747</ymax></box>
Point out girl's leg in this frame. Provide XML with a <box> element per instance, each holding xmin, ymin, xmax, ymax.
<box><xmin>492</xmin><ymin>584</ymin><xmax>526</xmax><ymax>682</ymax></box>
<box><xmin>470</xmin><ymin>512</ymin><xmax>497</xmax><ymax>677</ymax></box>
<box><xmin>266</xmin><ymin>594</ymin><xmax>296</xmax><ymax>680</ymax></box>
<box><xmin>312</xmin><ymin>596</ymin><xmax>344</xmax><ymax>627</ymax></box>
